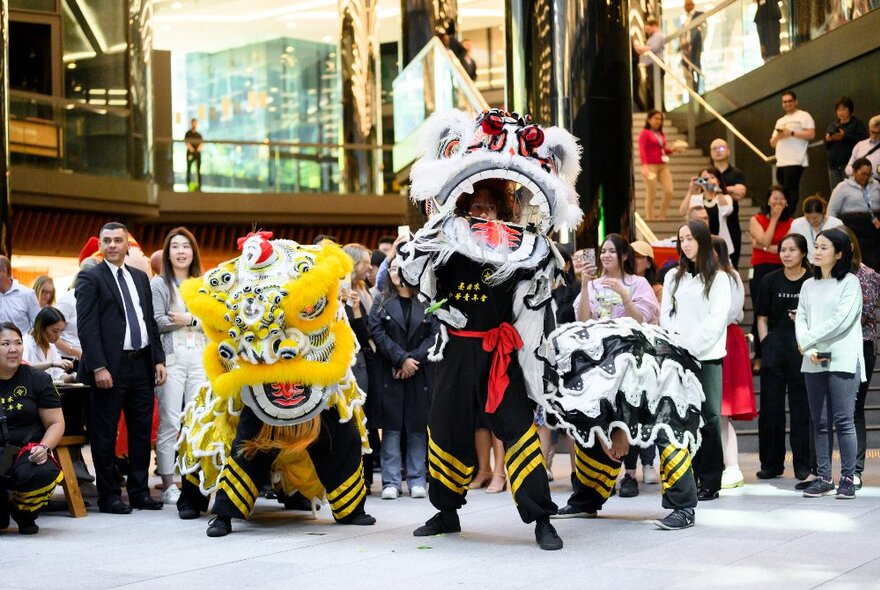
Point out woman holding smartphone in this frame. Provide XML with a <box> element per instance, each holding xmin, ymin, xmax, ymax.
<box><xmin>795</xmin><ymin>228</ymin><xmax>864</xmax><ymax>499</ymax></box>
<box><xmin>660</xmin><ymin>220</ymin><xmax>730</xmax><ymax>502</ymax></box>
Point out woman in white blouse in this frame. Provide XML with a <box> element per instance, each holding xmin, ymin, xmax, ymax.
<box><xmin>661</xmin><ymin>220</ymin><xmax>731</xmax><ymax>502</ymax></box>
<box><xmin>24</xmin><ymin>307</ymin><xmax>75</xmax><ymax>383</ymax></box>
<box><xmin>789</xmin><ymin>195</ymin><xmax>843</xmax><ymax>263</ymax></box>
<box><xmin>795</xmin><ymin>228</ymin><xmax>864</xmax><ymax>499</ymax></box>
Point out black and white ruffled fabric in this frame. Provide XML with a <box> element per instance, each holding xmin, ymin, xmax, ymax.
<box><xmin>537</xmin><ymin>317</ymin><xmax>705</xmax><ymax>455</ymax></box>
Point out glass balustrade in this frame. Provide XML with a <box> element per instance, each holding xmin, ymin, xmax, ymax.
<box><xmin>10</xmin><ymin>91</ymin><xmax>133</xmax><ymax>178</ymax></box>
<box><xmin>153</xmin><ymin>139</ymin><xmax>390</xmax><ymax>195</ymax></box>
<box><xmin>662</xmin><ymin>0</ymin><xmax>878</xmax><ymax>110</ymax></box>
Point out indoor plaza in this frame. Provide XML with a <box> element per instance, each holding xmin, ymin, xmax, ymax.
<box><xmin>2</xmin><ymin>1</ymin><xmax>880</xmax><ymax>588</ymax></box>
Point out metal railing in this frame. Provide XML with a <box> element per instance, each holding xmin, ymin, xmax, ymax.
<box><xmin>153</xmin><ymin>138</ymin><xmax>392</xmax><ymax>195</ymax></box>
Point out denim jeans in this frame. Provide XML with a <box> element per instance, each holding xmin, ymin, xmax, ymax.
<box><xmin>381</xmin><ymin>430</ymin><xmax>427</xmax><ymax>491</ymax></box>
<box><xmin>804</xmin><ymin>371</ymin><xmax>859</xmax><ymax>480</ymax></box>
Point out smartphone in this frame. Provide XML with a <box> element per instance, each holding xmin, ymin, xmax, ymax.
<box><xmin>816</xmin><ymin>351</ymin><xmax>832</xmax><ymax>367</ymax></box>
<box><xmin>397</xmin><ymin>225</ymin><xmax>411</xmax><ymax>240</ymax></box>
<box><xmin>582</xmin><ymin>248</ymin><xmax>596</xmax><ymax>268</ymax></box>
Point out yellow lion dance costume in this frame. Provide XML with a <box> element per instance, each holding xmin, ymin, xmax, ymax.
<box><xmin>175</xmin><ymin>232</ymin><xmax>375</xmax><ymax>536</ymax></box>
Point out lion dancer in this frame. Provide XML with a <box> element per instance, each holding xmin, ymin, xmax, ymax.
<box><xmin>409</xmin><ymin>184</ymin><xmax>561</xmax><ymax>550</ymax></box>
<box><xmin>173</xmin><ymin>232</ymin><xmax>375</xmax><ymax>537</ymax></box>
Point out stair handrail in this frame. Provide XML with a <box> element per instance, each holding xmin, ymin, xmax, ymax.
<box><xmin>642</xmin><ymin>49</ymin><xmax>774</xmax><ymax>164</ymax></box>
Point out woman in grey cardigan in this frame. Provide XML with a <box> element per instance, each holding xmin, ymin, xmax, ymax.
<box><xmin>150</xmin><ymin>227</ymin><xmax>206</xmax><ymax>505</ymax></box>
<box><xmin>795</xmin><ymin>228</ymin><xmax>865</xmax><ymax>499</ymax></box>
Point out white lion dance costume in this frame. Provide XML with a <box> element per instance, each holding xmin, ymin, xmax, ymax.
<box><xmin>398</xmin><ymin>108</ymin><xmax>583</xmax><ymax>550</ymax></box>
<box><xmin>539</xmin><ymin>318</ymin><xmax>705</xmax><ymax>528</ymax></box>
<box><xmin>175</xmin><ymin>232</ymin><xmax>374</xmax><ymax>536</ymax></box>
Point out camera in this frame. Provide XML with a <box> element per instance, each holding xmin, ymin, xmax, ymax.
<box><xmin>695</xmin><ymin>177</ymin><xmax>718</xmax><ymax>192</ymax></box>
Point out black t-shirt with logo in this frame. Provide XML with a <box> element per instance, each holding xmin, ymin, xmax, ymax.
<box><xmin>436</xmin><ymin>253</ymin><xmax>524</xmax><ymax>331</ymax></box>
<box><xmin>0</xmin><ymin>365</ymin><xmax>60</xmax><ymax>445</ymax></box>
<box><xmin>755</xmin><ymin>267</ymin><xmax>809</xmax><ymax>333</ymax></box>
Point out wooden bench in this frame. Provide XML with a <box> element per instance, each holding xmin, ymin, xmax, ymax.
<box><xmin>52</xmin><ymin>435</ymin><xmax>88</xmax><ymax>518</ymax></box>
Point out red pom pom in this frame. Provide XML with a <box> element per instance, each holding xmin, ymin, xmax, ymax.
<box><xmin>520</xmin><ymin>125</ymin><xmax>544</xmax><ymax>149</ymax></box>
<box><xmin>481</xmin><ymin>113</ymin><xmax>505</xmax><ymax>135</ymax></box>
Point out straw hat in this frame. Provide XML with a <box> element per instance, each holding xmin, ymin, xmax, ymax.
<box><xmin>630</xmin><ymin>240</ymin><xmax>655</xmax><ymax>259</ymax></box>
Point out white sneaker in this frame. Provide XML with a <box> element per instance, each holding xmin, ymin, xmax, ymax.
<box><xmin>381</xmin><ymin>486</ymin><xmax>399</xmax><ymax>500</ymax></box>
<box><xmin>410</xmin><ymin>485</ymin><xmax>427</xmax><ymax>498</ymax></box>
<box><xmin>161</xmin><ymin>485</ymin><xmax>181</xmax><ymax>505</ymax></box>
<box><xmin>642</xmin><ymin>466</ymin><xmax>660</xmax><ymax>484</ymax></box>
<box><xmin>721</xmin><ymin>467</ymin><xmax>744</xmax><ymax>489</ymax></box>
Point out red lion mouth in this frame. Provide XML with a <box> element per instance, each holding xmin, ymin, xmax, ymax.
<box><xmin>267</xmin><ymin>382</ymin><xmax>307</xmax><ymax>408</ymax></box>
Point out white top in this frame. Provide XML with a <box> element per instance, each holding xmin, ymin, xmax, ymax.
<box><xmin>795</xmin><ymin>274</ymin><xmax>865</xmax><ymax>380</ymax></box>
<box><xmin>55</xmin><ymin>289</ymin><xmax>80</xmax><ymax>349</ymax></box>
<box><xmin>23</xmin><ymin>333</ymin><xmax>65</xmax><ymax>381</ymax></box>
<box><xmin>0</xmin><ymin>279</ymin><xmax>40</xmax><ymax>335</ymax></box>
<box><xmin>789</xmin><ymin>215</ymin><xmax>844</xmax><ymax>263</ymax></box>
<box><xmin>688</xmin><ymin>193</ymin><xmax>734</xmax><ymax>253</ymax></box>
<box><xmin>773</xmin><ymin>110</ymin><xmax>815</xmax><ymax>167</ymax></box>
<box><xmin>105</xmin><ymin>261</ymin><xmax>148</xmax><ymax>351</ymax></box>
<box><xmin>845</xmin><ymin>137</ymin><xmax>880</xmax><ymax>180</ymax></box>
<box><xmin>660</xmin><ymin>269</ymin><xmax>731</xmax><ymax>360</ymax></box>
<box><xmin>726</xmin><ymin>272</ymin><xmax>745</xmax><ymax>326</ymax></box>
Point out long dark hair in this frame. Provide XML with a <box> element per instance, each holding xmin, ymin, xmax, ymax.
<box><xmin>599</xmin><ymin>233</ymin><xmax>636</xmax><ymax>278</ymax></box>
<box><xmin>778</xmin><ymin>233</ymin><xmax>811</xmax><ymax>271</ymax></box>
<box><xmin>161</xmin><ymin>227</ymin><xmax>202</xmax><ymax>305</ymax></box>
<box><xmin>672</xmin><ymin>221</ymin><xmax>719</xmax><ymax>303</ymax></box>
<box><xmin>814</xmin><ymin>228</ymin><xmax>854</xmax><ymax>281</ymax></box>
<box><xmin>31</xmin><ymin>306</ymin><xmax>66</xmax><ymax>350</ymax></box>
<box><xmin>644</xmin><ymin>109</ymin><xmax>663</xmax><ymax>129</ymax></box>
<box><xmin>710</xmin><ymin>236</ymin><xmax>739</xmax><ymax>282</ymax></box>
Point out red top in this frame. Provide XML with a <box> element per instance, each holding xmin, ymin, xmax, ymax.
<box><xmin>750</xmin><ymin>214</ymin><xmax>793</xmax><ymax>266</ymax></box>
<box><xmin>638</xmin><ymin>128</ymin><xmax>673</xmax><ymax>165</ymax></box>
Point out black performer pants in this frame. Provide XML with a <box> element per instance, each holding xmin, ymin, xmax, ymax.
<box><xmin>567</xmin><ymin>431</ymin><xmax>697</xmax><ymax>512</ymax></box>
<box><xmin>427</xmin><ymin>337</ymin><xmax>557</xmax><ymax>523</ymax></box>
<box><xmin>0</xmin><ymin>454</ymin><xmax>63</xmax><ymax>521</ymax></box>
<box><xmin>758</xmin><ymin>331</ymin><xmax>811</xmax><ymax>476</ymax></box>
<box><xmin>210</xmin><ymin>405</ymin><xmax>368</xmax><ymax>522</ymax></box>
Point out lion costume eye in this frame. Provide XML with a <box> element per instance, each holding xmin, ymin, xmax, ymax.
<box><xmin>293</xmin><ymin>258</ymin><xmax>312</xmax><ymax>275</ymax></box>
<box><xmin>441</xmin><ymin>139</ymin><xmax>461</xmax><ymax>159</ymax></box>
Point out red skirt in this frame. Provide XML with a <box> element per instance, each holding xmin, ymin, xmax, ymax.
<box><xmin>721</xmin><ymin>324</ymin><xmax>757</xmax><ymax>421</ymax></box>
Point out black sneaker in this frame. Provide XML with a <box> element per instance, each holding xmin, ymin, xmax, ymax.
<box><xmin>339</xmin><ymin>512</ymin><xmax>376</xmax><ymax>526</ymax></box>
<box><xmin>619</xmin><ymin>474</ymin><xmax>639</xmax><ymax>498</ymax></box>
<box><xmin>178</xmin><ymin>506</ymin><xmax>201</xmax><ymax>520</ymax></box>
<box><xmin>802</xmin><ymin>478</ymin><xmax>835</xmax><ymax>498</ymax></box>
<box><xmin>413</xmin><ymin>510</ymin><xmax>461</xmax><ymax>537</ymax></box>
<box><xmin>550</xmin><ymin>504</ymin><xmax>597</xmax><ymax>519</ymax></box>
<box><xmin>755</xmin><ymin>469</ymin><xmax>784</xmax><ymax>480</ymax></box>
<box><xmin>535</xmin><ymin>517</ymin><xmax>563</xmax><ymax>550</ymax></box>
<box><xmin>836</xmin><ymin>476</ymin><xmax>856</xmax><ymax>499</ymax></box>
<box><xmin>654</xmin><ymin>508</ymin><xmax>695</xmax><ymax>530</ymax></box>
<box><xmin>206</xmin><ymin>515</ymin><xmax>233</xmax><ymax>537</ymax></box>
<box><xmin>697</xmin><ymin>488</ymin><xmax>719</xmax><ymax>501</ymax></box>
<box><xmin>11</xmin><ymin>511</ymin><xmax>39</xmax><ymax>535</ymax></box>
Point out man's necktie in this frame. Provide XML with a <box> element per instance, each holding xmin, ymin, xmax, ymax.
<box><xmin>117</xmin><ymin>268</ymin><xmax>143</xmax><ymax>350</ymax></box>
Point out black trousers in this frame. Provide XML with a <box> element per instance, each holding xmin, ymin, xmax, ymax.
<box><xmin>567</xmin><ymin>431</ymin><xmax>696</xmax><ymax>512</ymax></box>
<box><xmin>776</xmin><ymin>166</ymin><xmax>804</xmax><ymax>218</ymax></box>
<box><xmin>758</xmin><ymin>331</ymin><xmax>811</xmax><ymax>475</ymax></box>
<box><xmin>211</xmin><ymin>405</ymin><xmax>368</xmax><ymax>522</ymax></box>
<box><xmin>749</xmin><ymin>263</ymin><xmax>783</xmax><ymax>360</ymax></box>
<box><xmin>855</xmin><ymin>341</ymin><xmax>877</xmax><ymax>476</ymax></box>
<box><xmin>186</xmin><ymin>152</ymin><xmax>201</xmax><ymax>187</ymax></box>
<box><xmin>693</xmin><ymin>360</ymin><xmax>724</xmax><ymax>493</ymax></box>
<box><xmin>0</xmin><ymin>454</ymin><xmax>63</xmax><ymax>517</ymax></box>
<box><xmin>89</xmin><ymin>351</ymin><xmax>155</xmax><ymax>507</ymax></box>
<box><xmin>426</xmin><ymin>336</ymin><xmax>556</xmax><ymax>524</ymax></box>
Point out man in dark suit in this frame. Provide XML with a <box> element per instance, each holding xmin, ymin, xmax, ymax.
<box><xmin>680</xmin><ymin>0</ymin><xmax>704</xmax><ymax>92</ymax></box>
<box><xmin>76</xmin><ymin>222</ymin><xmax>167</xmax><ymax>514</ymax></box>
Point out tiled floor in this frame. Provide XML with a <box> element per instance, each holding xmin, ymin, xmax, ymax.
<box><xmin>4</xmin><ymin>451</ymin><xmax>880</xmax><ymax>590</ymax></box>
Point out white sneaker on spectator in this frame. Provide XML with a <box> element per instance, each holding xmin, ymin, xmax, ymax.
<box><xmin>721</xmin><ymin>467</ymin><xmax>744</xmax><ymax>489</ymax></box>
<box><xmin>410</xmin><ymin>485</ymin><xmax>427</xmax><ymax>498</ymax></box>
<box><xmin>381</xmin><ymin>486</ymin><xmax>399</xmax><ymax>500</ymax></box>
<box><xmin>161</xmin><ymin>485</ymin><xmax>181</xmax><ymax>505</ymax></box>
<box><xmin>642</xmin><ymin>465</ymin><xmax>660</xmax><ymax>484</ymax></box>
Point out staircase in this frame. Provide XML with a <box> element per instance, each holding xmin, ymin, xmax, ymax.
<box><xmin>631</xmin><ymin>112</ymin><xmax>760</xmax><ymax>327</ymax></box>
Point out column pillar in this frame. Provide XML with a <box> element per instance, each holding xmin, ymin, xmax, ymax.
<box><xmin>506</xmin><ymin>0</ymin><xmax>634</xmax><ymax>246</ymax></box>
<box><xmin>0</xmin><ymin>0</ymin><xmax>10</xmax><ymax>257</ymax></box>
<box><xmin>340</xmin><ymin>0</ymin><xmax>381</xmax><ymax>194</ymax></box>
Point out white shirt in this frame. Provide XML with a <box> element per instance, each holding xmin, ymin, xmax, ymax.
<box><xmin>773</xmin><ymin>110</ymin><xmax>815</xmax><ymax>167</ymax></box>
<box><xmin>845</xmin><ymin>137</ymin><xmax>880</xmax><ymax>179</ymax></box>
<box><xmin>660</xmin><ymin>269</ymin><xmax>731</xmax><ymax>360</ymax></box>
<box><xmin>688</xmin><ymin>193</ymin><xmax>734</xmax><ymax>253</ymax></box>
<box><xmin>105</xmin><ymin>261</ymin><xmax>148</xmax><ymax>351</ymax></box>
<box><xmin>795</xmin><ymin>274</ymin><xmax>865</xmax><ymax>380</ymax></box>
<box><xmin>789</xmin><ymin>216</ymin><xmax>843</xmax><ymax>263</ymax></box>
<box><xmin>23</xmin><ymin>334</ymin><xmax>65</xmax><ymax>381</ymax></box>
<box><xmin>0</xmin><ymin>279</ymin><xmax>40</xmax><ymax>335</ymax></box>
<box><xmin>726</xmin><ymin>272</ymin><xmax>745</xmax><ymax>326</ymax></box>
<box><xmin>55</xmin><ymin>289</ymin><xmax>80</xmax><ymax>349</ymax></box>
